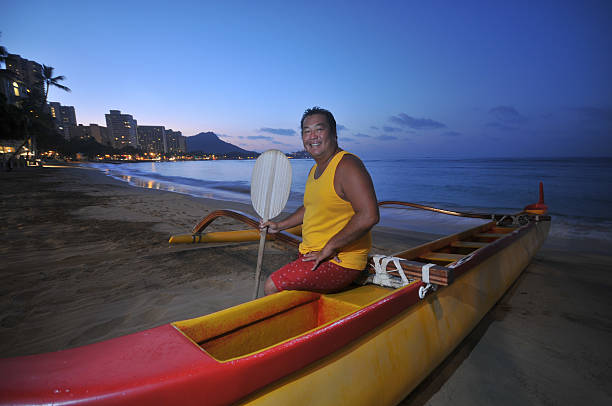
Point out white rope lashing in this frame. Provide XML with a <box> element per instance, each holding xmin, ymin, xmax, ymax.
<box><xmin>372</xmin><ymin>255</ymin><xmax>408</xmax><ymax>288</ymax></box>
<box><xmin>371</xmin><ymin>255</ymin><xmax>438</xmax><ymax>298</ymax></box>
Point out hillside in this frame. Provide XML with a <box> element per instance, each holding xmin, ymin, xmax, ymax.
<box><xmin>186</xmin><ymin>132</ymin><xmax>254</xmax><ymax>154</ymax></box>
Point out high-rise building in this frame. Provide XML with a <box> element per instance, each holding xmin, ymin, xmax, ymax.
<box><xmin>165</xmin><ymin>129</ymin><xmax>186</xmax><ymax>154</ymax></box>
<box><xmin>5</xmin><ymin>54</ymin><xmax>44</xmax><ymax>96</ymax></box>
<box><xmin>137</xmin><ymin>125</ymin><xmax>167</xmax><ymax>154</ymax></box>
<box><xmin>1</xmin><ymin>54</ymin><xmax>44</xmax><ymax>105</ymax></box>
<box><xmin>105</xmin><ymin>110</ymin><xmax>138</xmax><ymax>149</ymax></box>
<box><xmin>49</xmin><ymin>102</ymin><xmax>77</xmax><ymax>139</ymax></box>
<box><xmin>89</xmin><ymin>124</ymin><xmax>111</xmax><ymax>146</ymax></box>
<box><xmin>72</xmin><ymin>124</ymin><xmax>111</xmax><ymax>146</ymax></box>
<box><xmin>0</xmin><ymin>78</ymin><xmax>28</xmax><ymax>105</ymax></box>
<box><xmin>178</xmin><ymin>135</ymin><xmax>186</xmax><ymax>153</ymax></box>
<box><xmin>71</xmin><ymin>124</ymin><xmax>92</xmax><ymax>141</ymax></box>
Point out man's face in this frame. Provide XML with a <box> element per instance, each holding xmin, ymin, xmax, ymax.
<box><xmin>301</xmin><ymin>114</ymin><xmax>336</xmax><ymax>160</ymax></box>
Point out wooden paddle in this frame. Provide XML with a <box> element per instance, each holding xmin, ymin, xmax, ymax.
<box><xmin>250</xmin><ymin>150</ymin><xmax>292</xmax><ymax>299</ymax></box>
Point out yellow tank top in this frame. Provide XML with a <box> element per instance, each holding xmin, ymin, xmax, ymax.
<box><xmin>299</xmin><ymin>151</ymin><xmax>371</xmax><ymax>270</ymax></box>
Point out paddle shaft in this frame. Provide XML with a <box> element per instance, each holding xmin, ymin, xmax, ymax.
<box><xmin>252</xmin><ymin>228</ymin><xmax>267</xmax><ymax>299</ymax></box>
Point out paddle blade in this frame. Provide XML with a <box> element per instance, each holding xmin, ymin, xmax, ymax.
<box><xmin>250</xmin><ymin>149</ymin><xmax>292</xmax><ymax>220</ymax></box>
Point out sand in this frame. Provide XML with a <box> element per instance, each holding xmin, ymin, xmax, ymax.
<box><xmin>1</xmin><ymin>165</ymin><xmax>611</xmax><ymax>405</ymax></box>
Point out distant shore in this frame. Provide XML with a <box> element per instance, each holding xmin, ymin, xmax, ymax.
<box><xmin>1</xmin><ymin>165</ymin><xmax>610</xmax><ymax>405</ymax></box>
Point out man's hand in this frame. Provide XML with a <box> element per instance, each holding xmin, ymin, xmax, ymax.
<box><xmin>301</xmin><ymin>246</ymin><xmax>341</xmax><ymax>271</ymax></box>
<box><xmin>259</xmin><ymin>219</ymin><xmax>282</xmax><ymax>234</ymax></box>
<box><xmin>258</xmin><ymin>206</ymin><xmax>305</xmax><ymax>235</ymax></box>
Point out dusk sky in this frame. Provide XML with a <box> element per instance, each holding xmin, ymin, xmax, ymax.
<box><xmin>3</xmin><ymin>1</ymin><xmax>611</xmax><ymax>159</ymax></box>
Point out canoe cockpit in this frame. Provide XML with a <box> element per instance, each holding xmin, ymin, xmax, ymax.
<box><xmin>172</xmin><ymin>218</ymin><xmax>536</xmax><ymax>362</ymax></box>
<box><xmin>169</xmin><ymin>195</ymin><xmax>550</xmax><ymax>363</ymax></box>
<box><xmin>173</xmin><ymin>286</ymin><xmax>395</xmax><ymax>361</ymax></box>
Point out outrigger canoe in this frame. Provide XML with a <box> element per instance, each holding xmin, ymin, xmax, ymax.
<box><xmin>0</xmin><ymin>187</ymin><xmax>550</xmax><ymax>406</ymax></box>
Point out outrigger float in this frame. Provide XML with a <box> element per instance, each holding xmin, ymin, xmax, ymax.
<box><xmin>0</xmin><ymin>186</ymin><xmax>550</xmax><ymax>406</ymax></box>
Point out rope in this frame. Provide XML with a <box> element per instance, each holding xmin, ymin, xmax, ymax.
<box><xmin>372</xmin><ymin>255</ymin><xmax>409</xmax><ymax>288</ymax></box>
<box><xmin>371</xmin><ymin>256</ymin><xmax>438</xmax><ymax>298</ymax></box>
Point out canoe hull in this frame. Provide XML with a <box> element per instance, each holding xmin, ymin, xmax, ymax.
<box><xmin>239</xmin><ymin>220</ymin><xmax>550</xmax><ymax>405</ymax></box>
<box><xmin>0</xmin><ymin>220</ymin><xmax>549</xmax><ymax>406</ymax></box>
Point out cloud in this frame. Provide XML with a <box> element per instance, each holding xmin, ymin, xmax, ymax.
<box><xmin>440</xmin><ymin>131</ymin><xmax>462</xmax><ymax>137</ymax></box>
<box><xmin>248</xmin><ymin>135</ymin><xmax>273</xmax><ymax>140</ymax></box>
<box><xmin>259</xmin><ymin>127</ymin><xmax>296</xmax><ymax>136</ymax></box>
<box><xmin>353</xmin><ymin>133</ymin><xmax>371</xmax><ymax>138</ymax></box>
<box><xmin>382</xmin><ymin>126</ymin><xmax>402</xmax><ymax>133</ymax></box>
<box><xmin>486</xmin><ymin>122</ymin><xmax>517</xmax><ymax>131</ymax></box>
<box><xmin>389</xmin><ymin>113</ymin><xmax>446</xmax><ymax>129</ymax></box>
<box><xmin>488</xmin><ymin>106</ymin><xmax>526</xmax><ymax>123</ymax></box>
<box><xmin>337</xmin><ymin>124</ymin><xmax>347</xmax><ymax>132</ymax></box>
<box><xmin>370</xmin><ymin>126</ymin><xmax>379</xmax><ymax>130</ymax></box>
<box><xmin>377</xmin><ymin>135</ymin><xmax>397</xmax><ymax>141</ymax></box>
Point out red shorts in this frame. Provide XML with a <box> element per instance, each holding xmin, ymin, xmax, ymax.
<box><xmin>270</xmin><ymin>254</ymin><xmax>363</xmax><ymax>293</ymax></box>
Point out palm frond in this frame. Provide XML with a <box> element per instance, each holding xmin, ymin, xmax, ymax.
<box><xmin>52</xmin><ymin>83</ymin><xmax>71</xmax><ymax>92</ymax></box>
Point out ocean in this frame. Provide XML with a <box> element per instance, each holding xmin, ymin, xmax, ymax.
<box><xmin>87</xmin><ymin>157</ymin><xmax>612</xmax><ymax>243</ymax></box>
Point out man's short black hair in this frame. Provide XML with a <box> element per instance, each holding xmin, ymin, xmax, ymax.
<box><xmin>300</xmin><ymin>106</ymin><xmax>337</xmax><ymax>138</ymax></box>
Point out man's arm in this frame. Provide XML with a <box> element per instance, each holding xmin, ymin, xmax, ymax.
<box><xmin>260</xmin><ymin>205</ymin><xmax>305</xmax><ymax>234</ymax></box>
<box><xmin>302</xmin><ymin>155</ymin><xmax>379</xmax><ymax>269</ymax></box>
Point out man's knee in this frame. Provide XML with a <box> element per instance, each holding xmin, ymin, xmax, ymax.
<box><xmin>264</xmin><ymin>277</ymin><xmax>279</xmax><ymax>295</ymax></box>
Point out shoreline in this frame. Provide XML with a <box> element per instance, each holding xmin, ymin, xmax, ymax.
<box><xmin>0</xmin><ymin>165</ymin><xmax>434</xmax><ymax>358</ymax></box>
<box><xmin>1</xmin><ymin>166</ymin><xmax>611</xmax><ymax>405</ymax></box>
<box><xmin>84</xmin><ymin>160</ymin><xmax>612</xmax><ymax>256</ymax></box>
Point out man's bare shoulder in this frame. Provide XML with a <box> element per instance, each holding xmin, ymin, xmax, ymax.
<box><xmin>334</xmin><ymin>153</ymin><xmax>377</xmax><ymax>202</ymax></box>
<box><xmin>335</xmin><ymin>153</ymin><xmax>372</xmax><ymax>188</ymax></box>
<box><xmin>337</xmin><ymin>153</ymin><xmax>367</xmax><ymax>172</ymax></box>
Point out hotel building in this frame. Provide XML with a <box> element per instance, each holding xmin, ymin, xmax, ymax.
<box><xmin>165</xmin><ymin>129</ymin><xmax>186</xmax><ymax>154</ymax></box>
<box><xmin>1</xmin><ymin>54</ymin><xmax>44</xmax><ymax>105</ymax></box>
<box><xmin>72</xmin><ymin>124</ymin><xmax>111</xmax><ymax>146</ymax></box>
<box><xmin>49</xmin><ymin>102</ymin><xmax>77</xmax><ymax>139</ymax></box>
<box><xmin>137</xmin><ymin>125</ymin><xmax>167</xmax><ymax>155</ymax></box>
<box><xmin>105</xmin><ymin>110</ymin><xmax>138</xmax><ymax>149</ymax></box>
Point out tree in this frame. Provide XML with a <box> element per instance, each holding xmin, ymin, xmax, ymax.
<box><xmin>0</xmin><ymin>94</ymin><xmax>26</xmax><ymax>140</ymax></box>
<box><xmin>0</xmin><ymin>32</ymin><xmax>7</xmax><ymax>64</ymax></box>
<box><xmin>40</xmin><ymin>65</ymin><xmax>71</xmax><ymax>103</ymax></box>
<box><xmin>0</xmin><ymin>34</ymin><xmax>18</xmax><ymax>84</ymax></box>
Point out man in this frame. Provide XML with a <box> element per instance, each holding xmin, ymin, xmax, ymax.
<box><xmin>261</xmin><ymin>107</ymin><xmax>379</xmax><ymax>295</ymax></box>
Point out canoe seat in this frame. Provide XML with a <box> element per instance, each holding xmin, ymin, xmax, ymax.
<box><xmin>474</xmin><ymin>233</ymin><xmax>503</xmax><ymax>239</ymax></box>
<box><xmin>450</xmin><ymin>241</ymin><xmax>487</xmax><ymax>248</ymax></box>
<box><xmin>419</xmin><ymin>252</ymin><xmax>466</xmax><ymax>263</ymax></box>
<box><xmin>492</xmin><ymin>227</ymin><xmax>515</xmax><ymax>234</ymax></box>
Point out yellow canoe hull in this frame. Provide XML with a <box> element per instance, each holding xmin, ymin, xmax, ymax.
<box><xmin>0</xmin><ymin>204</ymin><xmax>550</xmax><ymax>406</ymax></box>
<box><xmin>239</xmin><ymin>220</ymin><xmax>550</xmax><ymax>405</ymax></box>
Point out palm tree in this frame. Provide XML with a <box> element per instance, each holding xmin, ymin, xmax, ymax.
<box><xmin>0</xmin><ymin>34</ymin><xmax>17</xmax><ymax>83</ymax></box>
<box><xmin>0</xmin><ymin>33</ymin><xmax>20</xmax><ymax>85</ymax></box>
<box><xmin>0</xmin><ymin>32</ymin><xmax>7</xmax><ymax>64</ymax></box>
<box><xmin>40</xmin><ymin>65</ymin><xmax>71</xmax><ymax>103</ymax></box>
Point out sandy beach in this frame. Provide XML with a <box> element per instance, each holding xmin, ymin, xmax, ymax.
<box><xmin>1</xmin><ymin>165</ymin><xmax>611</xmax><ymax>405</ymax></box>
